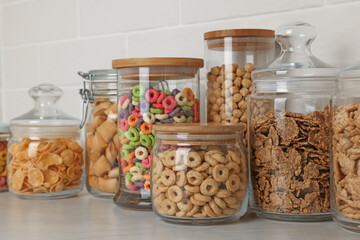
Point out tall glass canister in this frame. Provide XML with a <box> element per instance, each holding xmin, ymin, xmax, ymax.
<box><xmin>0</xmin><ymin>124</ymin><xmax>10</xmax><ymax>192</ymax></box>
<box><xmin>79</xmin><ymin>70</ymin><xmax>119</xmax><ymax>198</ymax></box>
<box><xmin>249</xmin><ymin>23</ymin><xmax>338</xmax><ymax>221</ymax></box>
<box><xmin>113</xmin><ymin>57</ymin><xmax>203</xmax><ymax>210</ymax></box>
<box><xmin>332</xmin><ymin>63</ymin><xmax>360</xmax><ymax>232</ymax></box>
<box><xmin>204</xmin><ymin>29</ymin><xmax>276</xmax><ymax>143</ymax></box>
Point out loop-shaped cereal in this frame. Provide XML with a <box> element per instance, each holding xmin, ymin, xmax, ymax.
<box><xmin>150</xmin><ymin>107</ymin><xmax>163</xmax><ymax>114</ymax></box>
<box><xmin>142</xmin><ymin>156</ymin><xmax>151</xmax><ymax>168</ymax></box>
<box><xmin>204</xmin><ymin>204</ymin><xmax>216</xmax><ymax>217</ymax></box>
<box><xmin>135</xmin><ymin>146</ymin><xmax>148</xmax><ymax>160</ymax></box>
<box><xmin>204</xmin><ymin>150</ymin><xmax>226</xmax><ymax>166</ymax></box>
<box><xmin>216</xmin><ymin>189</ymin><xmax>232</xmax><ymax>198</ymax></box>
<box><xmin>121</xmin><ymin>148</ymin><xmax>130</xmax><ymax>159</ymax></box>
<box><xmin>226</xmin><ymin>162</ymin><xmax>240</xmax><ymax>175</ymax></box>
<box><xmin>156</xmin><ymin>91</ymin><xmax>166</xmax><ymax>104</ymax></box>
<box><xmin>132</xmin><ymin>84</ymin><xmax>145</xmax><ymax>98</ymax></box>
<box><xmin>129</xmin><ymin>166</ymin><xmax>142</xmax><ymax>175</ymax></box>
<box><xmin>152</xmin><ymin>103</ymin><xmax>164</xmax><ymax>109</ymax></box>
<box><xmin>214</xmin><ymin>196</ymin><xmax>227</xmax><ymax>209</ymax></box>
<box><xmin>225</xmin><ymin>174</ymin><xmax>241</xmax><ymax>192</ymax></box>
<box><xmin>190</xmin><ymin>195</ymin><xmax>206</xmax><ymax>206</ymax></box>
<box><xmin>128</xmin><ymin>127</ymin><xmax>140</xmax><ymax>142</ymax></box>
<box><xmin>140</xmin><ymin>134</ymin><xmax>152</xmax><ymax>147</ymax></box>
<box><xmin>173</xmin><ymin>115</ymin><xmax>186</xmax><ymax>123</ymax></box>
<box><xmin>209</xmin><ymin>200</ymin><xmax>222</xmax><ymax>215</ymax></box>
<box><xmin>119</xmin><ymin>95</ymin><xmax>128</xmax><ymax>107</ymax></box>
<box><xmin>175</xmin><ymin>92</ymin><xmax>188</xmax><ymax>106</ymax></box>
<box><xmin>145</xmin><ymin>89</ymin><xmax>160</xmax><ymax>103</ymax></box>
<box><xmin>163</xmin><ymin>150</ymin><xmax>177</xmax><ymax>167</ymax></box>
<box><xmin>181</xmin><ymin>105</ymin><xmax>192</xmax><ymax>111</ymax></box>
<box><xmin>128</xmin><ymin>115</ymin><xmax>139</xmax><ymax>127</ymax></box>
<box><xmin>161</xmin><ymin>168</ymin><xmax>176</xmax><ymax>186</ymax></box>
<box><xmin>126</xmin><ymin>152</ymin><xmax>136</xmax><ymax>163</ymax></box>
<box><xmin>140</xmin><ymin>122</ymin><xmax>152</xmax><ymax>135</ymax></box>
<box><xmin>177</xmin><ymin>198</ymin><xmax>193</xmax><ymax>212</ymax></box>
<box><xmin>153</xmin><ymin>183</ymin><xmax>168</xmax><ymax>197</ymax></box>
<box><xmin>131</xmin><ymin>173</ymin><xmax>144</xmax><ymax>182</ymax></box>
<box><xmin>186</xmin><ymin>205</ymin><xmax>199</xmax><ymax>217</ymax></box>
<box><xmin>132</xmin><ymin>109</ymin><xmax>142</xmax><ymax>118</ymax></box>
<box><xmin>194</xmin><ymin>193</ymin><xmax>211</xmax><ymax>202</ymax></box>
<box><xmin>155</xmin><ymin>113</ymin><xmax>169</xmax><ymax>120</ymax></box>
<box><xmin>184</xmin><ymin>185</ymin><xmax>200</xmax><ymax>193</ymax></box>
<box><xmin>129</xmin><ymin>140</ymin><xmax>141</xmax><ymax>147</ymax></box>
<box><xmin>185</xmin><ymin>152</ymin><xmax>202</xmax><ymax>168</ymax></box>
<box><xmin>195</xmin><ymin>162</ymin><xmax>210</xmax><ymax>172</ymax></box>
<box><xmin>144</xmin><ymin>180</ymin><xmax>150</xmax><ymax>192</ymax></box>
<box><xmin>167</xmin><ymin>185</ymin><xmax>184</xmax><ymax>203</ymax></box>
<box><xmin>175</xmin><ymin>171</ymin><xmax>187</xmax><ymax>187</ymax></box>
<box><xmin>120</xmin><ymin>138</ymin><xmax>130</xmax><ymax>145</ymax></box>
<box><xmin>212</xmin><ymin>164</ymin><xmax>230</xmax><ymax>182</ymax></box>
<box><xmin>162</xmin><ymin>96</ymin><xmax>177</xmax><ymax>110</ymax></box>
<box><xmin>128</xmin><ymin>183</ymin><xmax>139</xmax><ymax>191</ymax></box>
<box><xmin>162</xmin><ymin>199</ymin><xmax>177</xmax><ymax>215</ymax></box>
<box><xmin>226</xmin><ymin>150</ymin><xmax>241</xmax><ymax>164</ymax></box>
<box><xmin>186</xmin><ymin>170</ymin><xmax>204</xmax><ymax>186</ymax></box>
<box><xmin>142</xmin><ymin>112</ymin><xmax>156</xmax><ymax>124</ymax></box>
<box><xmin>122</xmin><ymin>99</ymin><xmax>130</xmax><ymax>109</ymax></box>
<box><xmin>183</xmin><ymin>88</ymin><xmax>194</xmax><ymax>101</ymax></box>
<box><xmin>122</xmin><ymin>143</ymin><xmax>134</xmax><ymax>150</ymax></box>
<box><xmin>200</xmin><ymin>178</ymin><xmax>218</xmax><ymax>196</ymax></box>
<box><xmin>119</xmin><ymin>118</ymin><xmax>129</xmax><ymax>131</ymax></box>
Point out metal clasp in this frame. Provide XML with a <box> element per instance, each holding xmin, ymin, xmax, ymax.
<box><xmin>78</xmin><ymin>71</ymin><xmax>95</xmax><ymax>129</ymax></box>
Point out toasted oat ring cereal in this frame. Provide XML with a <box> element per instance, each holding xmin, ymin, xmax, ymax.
<box><xmin>167</xmin><ymin>185</ymin><xmax>184</xmax><ymax>203</ymax></box>
<box><xmin>190</xmin><ymin>195</ymin><xmax>207</xmax><ymax>206</ymax></box>
<box><xmin>186</xmin><ymin>170</ymin><xmax>204</xmax><ymax>186</ymax></box>
<box><xmin>175</xmin><ymin>171</ymin><xmax>187</xmax><ymax>187</ymax></box>
<box><xmin>177</xmin><ymin>198</ymin><xmax>193</xmax><ymax>212</ymax></box>
<box><xmin>186</xmin><ymin>152</ymin><xmax>202</xmax><ymax>168</ymax></box>
<box><xmin>200</xmin><ymin>178</ymin><xmax>218</xmax><ymax>196</ymax></box>
<box><xmin>161</xmin><ymin>169</ymin><xmax>176</xmax><ymax>186</ymax></box>
<box><xmin>222</xmin><ymin>208</ymin><xmax>237</xmax><ymax>215</ymax></box>
<box><xmin>209</xmin><ymin>200</ymin><xmax>222</xmax><ymax>215</ymax></box>
<box><xmin>186</xmin><ymin>205</ymin><xmax>200</xmax><ymax>217</ymax></box>
<box><xmin>214</xmin><ymin>196</ymin><xmax>227</xmax><ymax>209</ymax></box>
<box><xmin>184</xmin><ymin>185</ymin><xmax>200</xmax><ymax>193</ymax></box>
<box><xmin>226</xmin><ymin>150</ymin><xmax>240</xmax><ymax>164</ymax></box>
<box><xmin>163</xmin><ymin>199</ymin><xmax>177</xmax><ymax>215</ymax></box>
<box><xmin>153</xmin><ymin>183</ymin><xmax>168</xmax><ymax>197</ymax></box>
<box><xmin>226</xmin><ymin>162</ymin><xmax>240</xmax><ymax>175</ymax></box>
<box><xmin>164</xmin><ymin>150</ymin><xmax>176</xmax><ymax>167</ymax></box>
<box><xmin>204</xmin><ymin>204</ymin><xmax>216</xmax><ymax>217</ymax></box>
<box><xmin>224</xmin><ymin>196</ymin><xmax>237</xmax><ymax>205</ymax></box>
<box><xmin>212</xmin><ymin>164</ymin><xmax>229</xmax><ymax>182</ymax></box>
<box><xmin>194</xmin><ymin>193</ymin><xmax>212</xmax><ymax>202</ymax></box>
<box><xmin>226</xmin><ymin>174</ymin><xmax>241</xmax><ymax>192</ymax></box>
<box><xmin>216</xmin><ymin>189</ymin><xmax>232</xmax><ymax>198</ymax></box>
<box><xmin>205</xmin><ymin>150</ymin><xmax>226</xmax><ymax>164</ymax></box>
<box><xmin>176</xmin><ymin>211</ymin><xmax>187</xmax><ymax>217</ymax></box>
<box><xmin>195</xmin><ymin>162</ymin><xmax>210</xmax><ymax>172</ymax></box>
<box><xmin>193</xmin><ymin>208</ymin><xmax>207</xmax><ymax>218</ymax></box>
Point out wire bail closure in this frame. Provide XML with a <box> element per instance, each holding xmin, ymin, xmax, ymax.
<box><xmin>78</xmin><ymin>71</ymin><xmax>95</xmax><ymax>129</ymax></box>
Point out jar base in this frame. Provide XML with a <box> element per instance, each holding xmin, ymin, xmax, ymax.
<box><xmin>113</xmin><ymin>188</ymin><xmax>152</xmax><ymax>211</ymax></box>
<box><xmin>86</xmin><ymin>185</ymin><xmax>115</xmax><ymax>199</ymax></box>
<box><xmin>333</xmin><ymin>214</ymin><xmax>360</xmax><ymax>233</ymax></box>
<box><xmin>10</xmin><ymin>187</ymin><xmax>83</xmax><ymax>200</ymax></box>
<box><xmin>252</xmin><ymin>209</ymin><xmax>331</xmax><ymax>222</ymax></box>
<box><xmin>0</xmin><ymin>188</ymin><xmax>8</xmax><ymax>193</ymax></box>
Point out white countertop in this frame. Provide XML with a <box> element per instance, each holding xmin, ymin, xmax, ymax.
<box><xmin>0</xmin><ymin>191</ymin><xmax>359</xmax><ymax>240</ymax></box>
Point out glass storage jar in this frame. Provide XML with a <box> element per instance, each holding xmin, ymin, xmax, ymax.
<box><xmin>331</xmin><ymin>62</ymin><xmax>360</xmax><ymax>232</ymax></box>
<box><xmin>204</xmin><ymin>28</ymin><xmax>276</xmax><ymax>144</ymax></box>
<box><xmin>79</xmin><ymin>69</ymin><xmax>119</xmax><ymax>198</ymax></box>
<box><xmin>0</xmin><ymin>124</ymin><xmax>10</xmax><ymax>192</ymax></box>
<box><xmin>248</xmin><ymin>23</ymin><xmax>338</xmax><ymax>221</ymax></box>
<box><xmin>7</xmin><ymin>84</ymin><xmax>84</xmax><ymax>199</ymax></box>
<box><xmin>151</xmin><ymin>123</ymin><xmax>247</xmax><ymax>225</ymax></box>
<box><xmin>112</xmin><ymin>57</ymin><xmax>203</xmax><ymax>210</ymax></box>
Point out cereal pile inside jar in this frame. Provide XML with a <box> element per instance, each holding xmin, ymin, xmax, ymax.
<box><xmin>0</xmin><ymin>140</ymin><xmax>8</xmax><ymax>191</ymax></box>
<box><xmin>333</xmin><ymin>104</ymin><xmax>360</xmax><ymax>221</ymax></box>
<box><xmin>152</xmin><ymin>145</ymin><xmax>247</xmax><ymax>218</ymax></box>
<box><xmin>207</xmin><ymin>63</ymin><xmax>254</xmax><ymax>140</ymax></box>
<box><xmin>8</xmin><ymin>138</ymin><xmax>83</xmax><ymax>194</ymax></box>
<box><xmin>250</xmin><ymin>108</ymin><xmax>330</xmax><ymax>214</ymax></box>
<box><xmin>119</xmin><ymin>85</ymin><xmax>199</xmax><ymax>193</ymax></box>
<box><xmin>86</xmin><ymin>100</ymin><xmax>119</xmax><ymax>193</ymax></box>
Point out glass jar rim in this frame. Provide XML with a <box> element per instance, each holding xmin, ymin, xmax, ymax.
<box><xmin>152</xmin><ymin>123</ymin><xmax>245</xmax><ymax>134</ymax></box>
<box><xmin>204</xmin><ymin>28</ymin><xmax>274</xmax><ymax>40</ymax></box>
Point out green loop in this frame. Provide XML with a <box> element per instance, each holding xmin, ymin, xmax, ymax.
<box><xmin>121</xmin><ymin>148</ymin><xmax>130</xmax><ymax>159</ymax></box>
<box><xmin>164</xmin><ymin>90</ymin><xmax>172</xmax><ymax>96</ymax></box>
<box><xmin>123</xmin><ymin>143</ymin><xmax>134</xmax><ymax>150</ymax></box>
<box><xmin>150</xmin><ymin>107</ymin><xmax>163</xmax><ymax>114</ymax></box>
<box><xmin>181</xmin><ymin>105</ymin><xmax>192</xmax><ymax>111</ymax></box>
<box><xmin>152</xmin><ymin>129</ymin><xmax>156</xmax><ymax>135</ymax></box>
<box><xmin>148</xmin><ymin>134</ymin><xmax>155</xmax><ymax>146</ymax></box>
<box><xmin>130</xmin><ymin>141</ymin><xmax>141</xmax><ymax>147</ymax></box>
<box><xmin>128</xmin><ymin>127</ymin><xmax>140</xmax><ymax>142</ymax></box>
<box><xmin>140</xmin><ymin>134</ymin><xmax>152</xmax><ymax>147</ymax></box>
<box><xmin>132</xmin><ymin>95</ymin><xmax>140</xmax><ymax>102</ymax></box>
<box><xmin>186</xmin><ymin>116</ymin><xmax>193</xmax><ymax>123</ymax></box>
<box><xmin>135</xmin><ymin>162</ymin><xmax>145</xmax><ymax>172</ymax></box>
<box><xmin>119</xmin><ymin>129</ymin><xmax>125</xmax><ymax>140</ymax></box>
<box><xmin>126</xmin><ymin>172</ymin><xmax>133</xmax><ymax>183</ymax></box>
<box><xmin>132</xmin><ymin>84</ymin><xmax>145</xmax><ymax>98</ymax></box>
<box><xmin>144</xmin><ymin>169</ymin><xmax>150</xmax><ymax>174</ymax></box>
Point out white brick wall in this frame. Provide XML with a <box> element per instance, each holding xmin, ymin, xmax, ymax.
<box><xmin>0</xmin><ymin>0</ymin><xmax>360</xmax><ymax>122</ymax></box>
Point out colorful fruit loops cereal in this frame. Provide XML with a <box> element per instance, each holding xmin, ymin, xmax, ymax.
<box><xmin>119</xmin><ymin>85</ymin><xmax>199</xmax><ymax>193</ymax></box>
<box><xmin>8</xmin><ymin>138</ymin><xmax>83</xmax><ymax>194</ymax></box>
<box><xmin>152</xmin><ymin>144</ymin><xmax>247</xmax><ymax>218</ymax></box>
<box><xmin>0</xmin><ymin>140</ymin><xmax>8</xmax><ymax>191</ymax></box>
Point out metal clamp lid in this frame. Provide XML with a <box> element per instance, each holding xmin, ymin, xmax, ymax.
<box><xmin>78</xmin><ymin>71</ymin><xmax>94</xmax><ymax>129</ymax></box>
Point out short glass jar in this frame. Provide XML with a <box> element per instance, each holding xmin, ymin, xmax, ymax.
<box><xmin>0</xmin><ymin>124</ymin><xmax>10</xmax><ymax>192</ymax></box>
<box><xmin>112</xmin><ymin>57</ymin><xmax>203</xmax><ymax>210</ymax></box>
<box><xmin>331</xmin><ymin>63</ymin><xmax>360</xmax><ymax>232</ymax></box>
<box><xmin>7</xmin><ymin>84</ymin><xmax>84</xmax><ymax>199</ymax></box>
<box><xmin>249</xmin><ymin>23</ymin><xmax>338</xmax><ymax>221</ymax></box>
<box><xmin>204</xmin><ymin>29</ymin><xmax>276</xmax><ymax>144</ymax></box>
<box><xmin>79</xmin><ymin>69</ymin><xmax>119</xmax><ymax>198</ymax></box>
<box><xmin>151</xmin><ymin>123</ymin><xmax>248</xmax><ymax>224</ymax></box>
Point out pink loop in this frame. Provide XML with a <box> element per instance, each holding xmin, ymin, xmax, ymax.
<box><xmin>120</xmin><ymin>95</ymin><xmax>128</xmax><ymax>106</ymax></box>
<box><xmin>152</xmin><ymin>103</ymin><xmax>164</xmax><ymax>109</ymax></box>
<box><xmin>156</xmin><ymin>92</ymin><xmax>166</xmax><ymax>104</ymax></box>
<box><xmin>0</xmin><ymin>176</ymin><xmax>6</xmax><ymax>186</ymax></box>
<box><xmin>135</xmin><ymin>106</ymin><xmax>140</xmax><ymax>111</ymax></box>
<box><xmin>145</xmin><ymin>89</ymin><xmax>159</xmax><ymax>103</ymax></box>
<box><xmin>121</xmin><ymin>158</ymin><xmax>127</xmax><ymax>169</ymax></box>
<box><xmin>160</xmin><ymin>145</ymin><xmax>169</xmax><ymax>150</ymax></box>
<box><xmin>148</xmin><ymin>124</ymin><xmax>153</xmax><ymax>130</ymax></box>
<box><xmin>142</xmin><ymin>156</ymin><xmax>151</xmax><ymax>168</ymax></box>
<box><xmin>120</xmin><ymin>118</ymin><xmax>129</xmax><ymax>131</ymax></box>
<box><xmin>132</xmin><ymin>110</ymin><xmax>142</xmax><ymax>118</ymax></box>
<box><xmin>162</xmin><ymin>96</ymin><xmax>177</xmax><ymax>110</ymax></box>
<box><xmin>128</xmin><ymin>183</ymin><xmax>139</xmax><ymax>191</ymax></box>
<box><xmin>164</xmin><ymin>107</ymin><xmax>175</xmax><ymax>114</ymax></box>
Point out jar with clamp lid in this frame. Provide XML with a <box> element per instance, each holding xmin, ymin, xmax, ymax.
<box><xmin>79</xmin><ymin>69</ymin><xmax>119</xmax><ymax>198</ymax></box>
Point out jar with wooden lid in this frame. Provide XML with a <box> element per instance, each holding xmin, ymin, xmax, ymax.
<box><xmin>7</xmin><ymin>84</ymin><xmax>83</xmax><ymax>199</ymax></box>
<box><xmin>79</xmin><ymin>69</ymin><xmax>119</xmax><ymax>198</ymax></box>
<box><xmin>249</xmin><ymin>23</ymin><xmax>338</xmax><ymax>221</ymax></box>
<box><xmin>151</xmin><ymin>123</ymin><xmax>247</xmax><ymax>224</ymax></box>
<box><xmin>0</xmin><ymin>124</ymin><xmax>10</xmax><ymax>192</ymax></box>
<box><xmin>112</xmin><ymin>57</ymin><xmax>203</xmax><ymax>210</ymax></box>
<box><xmin>204</xmin><ymin>28</ymin><xmax>276</xmax><ymax>143</ymax></box>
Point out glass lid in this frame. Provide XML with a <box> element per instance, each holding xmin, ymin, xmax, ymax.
<box><xmin>252</xmin><ymin>22</ymin><xmax>338</xmax><ymax>92</ymax></box>
<box><xmin>10</xmin><ymin>84</ymin><xmax>79</xmax><ymax>137</ymax></box>
<box><xmin>340</xmin><ymin>61</ymin><xmax>360</xmax><ymax>79</ymax></box>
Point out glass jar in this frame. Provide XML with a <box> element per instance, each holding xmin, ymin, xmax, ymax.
<box><xmin>248</xmin><ymin>23</ymin><xmax>338</xmax><ymax>221</ymax></box>
<box><xmin>0</xmin><ymin>124</ymin><xmax>10</xmax><ymax>192</ymax></box>
<box><xmin>112</xmin><ymin>57</ymin><xmax>203</xmax><ymax>210</ymax></box>
<box><xmin>7</xmin><ymin>84</ymin><xmax>84</xmax><ymax>199</ymax></box>
<box><xmin>151</xmin><ymin>123</ymin><xmax>247</xmax><ymax>225</ymax></box>
<box><xmin>79</xmin><ymin>69</ymin><xmax>119</xmax><ymax>198</ymax></box>
<box><xmin>204</xmin><ymin>28</ymin><xmax>276</xmax><ymax>144</ymax></box>
<box><xmin>331</xmin><ymin>63</ymin><xmax>360</xmax><ymax>232</ymax></box>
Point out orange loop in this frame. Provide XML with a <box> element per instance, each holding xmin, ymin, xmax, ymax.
<box><xmin>121</xmin><ymin>138</ymin><xmax>130</xmax><ymax>145</ymax></box>
<box><xmin>123</xmin><ymin>163</ymin><xmax>134</xmax><ymax>174</ymax></box>
<box><xmin>128</xmin><ymin>115</ymin><xmax>139</xmax><ymax>126</ymax></box>
<box><xmin>194</xmin><ymin>98</ymin><xmax>199</xmax><ymax>105</ymax></box>
<box><xmin>144</xmin><ymin>174</ymin><xmax>150</xmax><ymax>181</ymax></box>
<box><xmin>140</xmin><ymin>123</ymin><xmax>152</xmax><ymax>135</ymax></box>
<box><xmin>183</xmin><ymin>88</ymin><xmax>194</xmax><ymax>101</ymax></box>
<box><xmin>144</xmin><ymin>180</ymin><xmax>150</xmax><ymax>192</ymax></box>
<box><xmin>126</xmin><ymin>152</ymin><xmax>136</xmax><ymax>163</ymax></box>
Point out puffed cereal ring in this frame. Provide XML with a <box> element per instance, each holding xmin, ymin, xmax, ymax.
<box><xmin>226</xmin><ymin>150</ymin><xmax>241</xmax><ymax>164</ymax></box>
<box><xmin>195</xmin><ymin>162</ymin><xmax>210</xmax><ymax>172</ymax></box>
<box><xmin>186</xmin><ymin>170</ymin><xmax>204</xmax><ymax>186</ymax></box>
<box><xmin>162</xmin><ymin>96</ymin><xmax>177</xmax><ymax>110</ymax></box>
<box><xmin>186</xmin><ymin>205</ymin><xmax>199</xmax><ymax>217</ymax></box>
<box><xmin>135</xmin><ymin>146</ymin><xmax>148</xmax><ymax>160</ymax></box>
<box><xmin>142</xmin><ymin>112</ymin><xmax>156</xmax><ymax>124</ymax></box>
<box><xmin>120</xmin><ymin>95</ymin><xmax>128</xmax><ymax>106</ymax></box>
<box><xmin>156</xmin><ymin>91</ymin><xmax>166</xmax><ymax>104</ymax></box>
<box><xmin>144</xmin><ymin>180</ymin><xmax>150</xmax><ymax>192</ymax></box>
<box><xmin>140</xmin><ymin>134</ymin><xmax>152</xmax><ymax>147</ymax></box>
<box><xmin>145</xmin><ymin>89</ymin><xmax>159</xmax><ymax>103</ymax></box>
<box><xmin>204</xmin><ymin>204</ymin><xmax>216</xmax><ymax>217</ymax></box>
<box><xmin>193</xmin><ymin>208</ymin><xmax>207</xmax><ymax>218</ymax></box>
<box><xmin>185</xmin><ymin>152</ymin><xmax>202</xmax><ymax>168</ymax></box>
<box><xmin>224</xmin><ymin>196</ymin><xmax>237</xmax><ymax>205</ymax></box>
<box><xmin>176</xmin><ymin>211</ymin><xmax>187</xmax><ymax>217</ymax></box>
<box><xmin>163</xmin><ymin>199</ymin><xmax>177</xmax><ymax>215</ymax></box>
<box><xmin>194</xmin><ymin>193</ymin><xmax>211</xmax><ymax>202</ymax></box>
<box><xmin>128</xmin><ymin>115</ymin><xmax>139</xmax><ymax>127</ymax></box>
<box><xmin>177</xmin><ymin>198</ymin><xmax>193</xmax><ymax>212</ymax></box>
<box><xmin>225</xmin><ymin>174</ymin><xmax>241</xmax><ymax>192</ymax></box>
<box><xmin>119</xmin><ymin>118</ymin><xmax>129</xmax><ymax>131</ymax></box>
<box><xmin>205</xmin><ymin>150</ymin><xmax>226</xmax><ymax>164</ymax></box>
<box><xmin>132</xmin><ymin>84</ymin><xmax>145</xmax><ymax>98</ymax></box>
<box><xmin>214</xmin><ymin>196</ymin><xmax>227</xmax><ymax>209</ymax></box>
<box><xmin>129</xmin><ymin>166</ymin><xmax>142</xmax><ymax>175</ymax></box>
<box><xmin>183</xmin><ymin>88</ymin><xmax>194</xmax><ymax>101</ymax></box>
<box><xmin>209</xmin><ymin>200</ymin><xmax>222</xmax><ymax>216</ymax></box>
<box><xmin>140</xmin><ymin>122</ymin><xmax>152</xmax><ymax>135</ymax></box>
<box><xmin>200</xmin><ymin>178</ymin><xmax>218</xmax><ymax>196</ymax></box>
<box><xmin>122</xmin><ymin>99</ymin><xmax>130</xmax><ymax>109</ymax></box>
<box><xmin>153</xmin><ymin>183</ymin><xmax>168</xmax><ymax>197</ymax></box>
<box><xmin>184</xmin><ymin>185</ymin><xmax>200</xmax><ymax>193</ymax></box>
<box><xmin>175</xmin><ymin>92</ymin><xmax>188</xmax><ymax>106</ymax></box>
<box><xmin>222</xmin><ymin>208</ymin><xmax>237</xmax><ymax>215</ymax></box>
<box><xmin>233</xmin><ymin>190</ymin><xmax>246</xmax><ymax>201</ymax></box>
<box><xmin>161</xmin><ymin>169</ymin><xmax>176</xmax><ymax>186</ymax></box>
<box><xmin>155</xmin><ymin>113</ymin><xmax>169</xmax><ymax>120</ymax></box>
<box><xmin>212</xmin><ymin>164</ymin><xmax>230</xmax><ymax>182</ymax></box>
<box><xmin>190</xmin><ymin>196</ymin><xmax>206</xmax><ymax>206</ymax></box>
<box><xmin>173</xmin><ymin>115</ymin><xmax>186</xmax><ymax>123</ymax></box>
<box><xmin>226</xmin><ymin>162</ymin><xmax>240</xmax><ymax>175</ymax></box>
<box><xmin>167</xmin><ymin>185</ymin><xmax>184</xmax><ymax>203</ymax></box>
<box><xmin>216</xmin><ymin>189</ymin><xmax>232</xmax><ymax>198</ymax></box>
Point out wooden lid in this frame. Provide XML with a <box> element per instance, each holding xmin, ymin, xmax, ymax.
<box><xmin>112</xmin><ymin>57</ymin><xmax>204</xmax><ymax>69</ymax></box>
<box><xmin>153</xmin><ymin>123</ymin><xmax>245</xmax><ymax>133</ymax></box>
<box><xmin>204</xmin><ymin>29</ymin><xmax>274</xmax><ymax>40</ymax></box>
